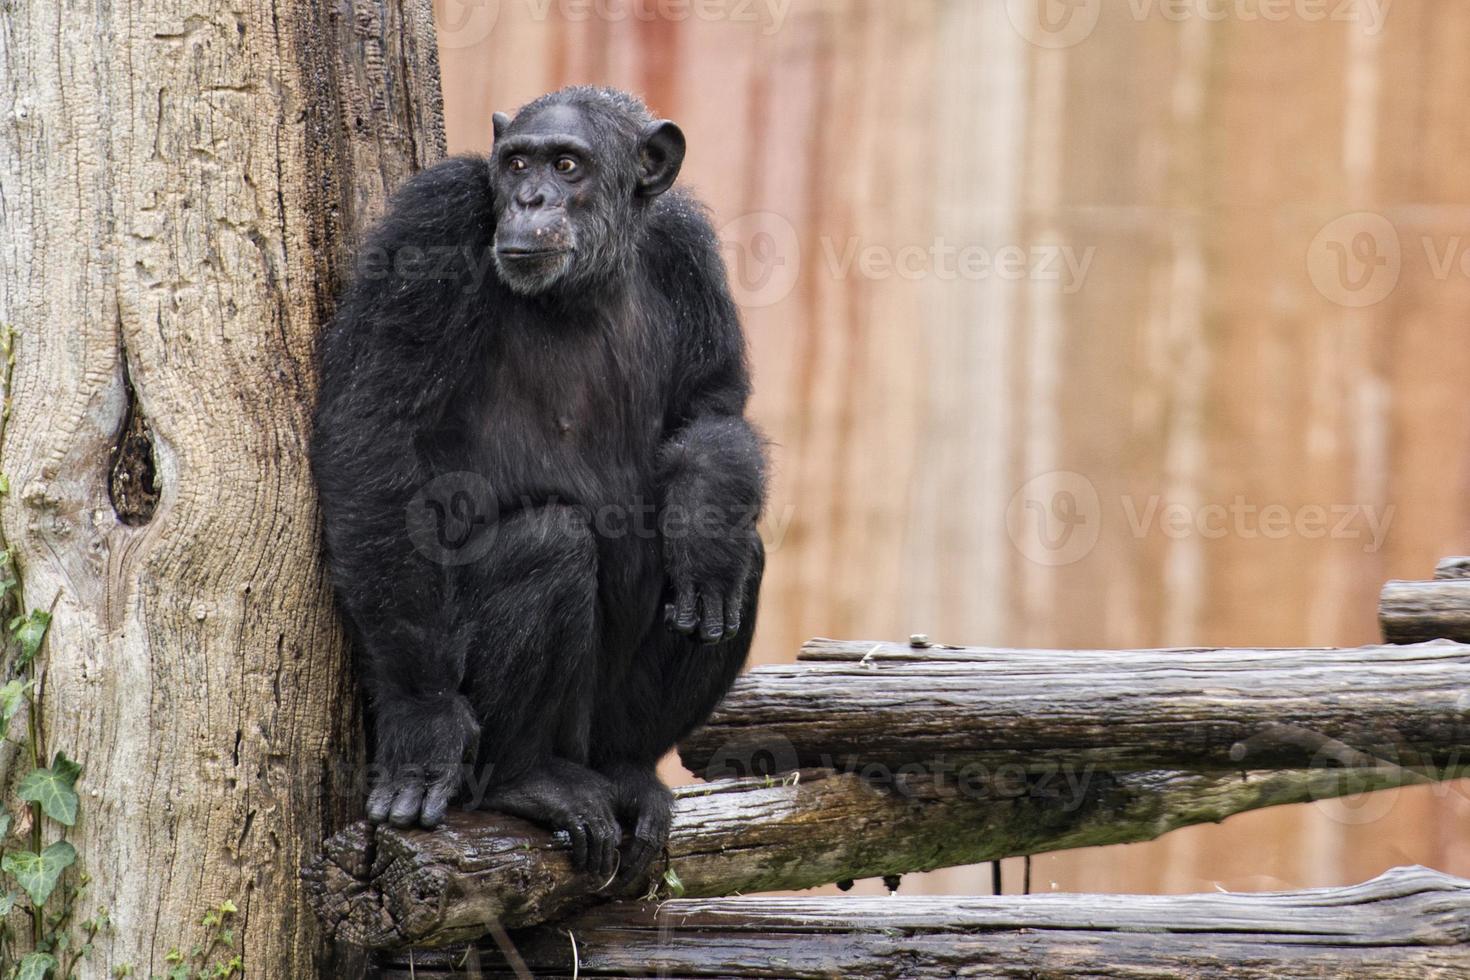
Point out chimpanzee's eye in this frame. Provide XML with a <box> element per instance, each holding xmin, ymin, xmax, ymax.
<box><xmin>554</xmin><ymin>157</ymin><xmax>579</xmax><ymax>174</ymax></box>
<box><xmin>508</xmin><ymin>157</ymin><xmax>528</xmax><ymax>173</ymax></box>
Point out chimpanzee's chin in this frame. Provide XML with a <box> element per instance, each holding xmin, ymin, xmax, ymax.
<box><xmin>494</xmin><ymin>251</ymin><xmax>572</xmax><ymax>295</ymax></box>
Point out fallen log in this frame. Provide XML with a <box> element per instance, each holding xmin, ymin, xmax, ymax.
<box><xmin>373</xmin><ymin>866</ymin><xmax>1470</xmax><ymax>979</ymax></box>
<box><xmin>679</xmin><ymin>639</ymin><xmax>1470</xmax><ymax>777</ymax></box>
<box><xmin>1380</xmin><ymin>579</ymin><xmax>1470</xmax><ymax>643</ymax></box>
<box><xmin>306</xmin><ymin>759</ymin><xmax>1465</xmax><ymax>949</ymax></box>
<box><xmin>1434</xmin><ymin>555</ymin><xmax>1470</xmax><ymax>580</ymax></box>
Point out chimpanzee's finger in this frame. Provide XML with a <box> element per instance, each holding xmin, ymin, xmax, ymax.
<box><xmin>420</xmin><ymin>768</ymin><xmax>458</xmax><ymax>829</ymax></box>
<box><xmin>366</xmin><ymin>780</ymin><xmax>397</xmax><ymax>824</ymax></box>
<box><xmin>388</xmin><ymin>780</ymin><xmax>426</xmax><ymax>829</ymax></box>
<box><xmin>723</xmin><ymin>579</ymin><xmax>746</xmax><ymax>637</ymax></box>
<box><xmin>567</xmin><ymin>821</ymin><xmax>589</xmax><ymax>870</ymax></box>
<box><xmin>673</xmin><ymin>585</ymin><xmax>699</xmax><ymax>634</ymax></box>
<box><xmin>699</xmin><ymin>592</ymin><xmax>725</xmax><ymax>644</ymax></box>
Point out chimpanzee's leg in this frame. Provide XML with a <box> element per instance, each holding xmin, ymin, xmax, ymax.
<box><xmin>449</xmin><ymin>504</ymin><xmax>620</xmax><ymax>874</ymax></box>
<box><xmin>590</xmin><ymin>540</ymin><xmax>764</xmax><ymax>884</ymax></box>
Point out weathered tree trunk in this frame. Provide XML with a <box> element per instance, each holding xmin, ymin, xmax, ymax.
<box><xmin>1380</xmin><ymin>580</ymin><xmax>1470</xmax><ymax>644</ymax></box>
<box><xmin>680</xmin><ymin>639</ymin><xmax>1470</xmax><ymax>777</ymax></box>
<box><xmin>0</xmin><ymin>2</ymin><xmax>442</xmax><ymax>975</ymax></box>
<box><xmin>307</xmin><ymin>758</ymin><xmax>1463</xmax><ymax>949</ymax></box>
<box><xmin>374</xmin><ymin>866</ymin><xmax>1470</xmax><ymax>979</ymax></box>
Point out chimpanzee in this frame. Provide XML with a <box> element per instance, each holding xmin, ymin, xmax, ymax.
<box><xmin>310</xmin><ymin>87</ymin><xmax>766</xmax><ymax>885</ymax></box>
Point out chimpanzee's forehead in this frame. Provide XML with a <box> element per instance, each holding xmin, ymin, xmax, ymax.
<box><xmin>512</xmin><ymin>104</ymin><xmax>596</xmax><ymax>140</ymax></box>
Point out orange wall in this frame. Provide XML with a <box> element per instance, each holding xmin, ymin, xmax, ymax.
<box><xmin>436</xmin><ymin>0</ymin><xmax>1470</xmax><ymax>896</ymax></box>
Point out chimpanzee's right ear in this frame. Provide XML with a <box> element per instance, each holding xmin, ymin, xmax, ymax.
<box><xmin>492</xmin><ymin>112</ymin><xmax>511</xmax><ymax>143</ymax></box>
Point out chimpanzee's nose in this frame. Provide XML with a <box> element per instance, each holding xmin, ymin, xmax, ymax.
<box><xmin>516</xmin><ymin>183</ymin><xmax>549</xmax><ymax>208</ymax></box>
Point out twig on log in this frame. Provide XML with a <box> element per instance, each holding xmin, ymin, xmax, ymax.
<box><xmin>680</xmin><ymin>639</ymin><xmax>1470</xmax><ymax>776</ymax></box>
<box><xmin>306</xmin><ymin>759</ymin><xmax>1466</xmax><ymax>949</ymax></box>
<box><xmin>1380</xmin><ymin>580</ymin><xmax>1470</xmax><ymax>643</ymax></box>
<box><xmin>374</xmin><ymin>866</ymin><xmax>1470</xmax><ymax>979</ymax></box>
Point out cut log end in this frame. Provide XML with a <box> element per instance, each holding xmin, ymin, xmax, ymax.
<box><xmin>1380</xmin><ymin>579</ymin><xmax>1470</xmax><ymax>644</ymax></box>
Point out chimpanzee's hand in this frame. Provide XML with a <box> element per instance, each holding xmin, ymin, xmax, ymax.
<box><xmin>366</xmin><ymin>694</ymin><xmax>480</xmax><ymax>830</ymax></box>
<box><xmin>664</xmin><ymin>527</ymin><xmax>759</xmax><ymax>645</ymax></box>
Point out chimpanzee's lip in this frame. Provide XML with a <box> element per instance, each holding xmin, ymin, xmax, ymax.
<box><xmin>496</xmin><ymin>246</ymin><xmax>569</xmax><ymax>259</ymax></box>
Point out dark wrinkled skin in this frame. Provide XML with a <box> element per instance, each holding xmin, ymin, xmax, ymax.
<box><xmin>311</xmin><ymin>87</ymin><xmax>766</xmax><ymax>888</ymax></box>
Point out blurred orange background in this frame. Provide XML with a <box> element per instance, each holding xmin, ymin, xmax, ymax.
<box><xmin>436</xmin><ymin>0</ymin><xmax>1470</xmax><ymax>897</ymax></box>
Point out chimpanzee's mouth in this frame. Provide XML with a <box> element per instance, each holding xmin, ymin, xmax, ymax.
<box><xmin>496</xmin><ymin>246</ymin><xmax>570</xmax><ymax>260</ymax></box>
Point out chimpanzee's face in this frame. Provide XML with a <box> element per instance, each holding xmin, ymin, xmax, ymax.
<box><xmin>491</xmin><ymin>105</ymin><xmax>609</xmax><ymax>295</ymax></box>
<box><xmin>490</xmin><ymin>102</ymin><xmax>685</xmax><ymax>296</ymax></box>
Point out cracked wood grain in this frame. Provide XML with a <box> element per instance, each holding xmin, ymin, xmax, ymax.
<box><xmin>0</xmin><ymin>2</ymin><xmax>442</xmax><ymax>975</ymax></box>
<box><xmin>375</xmin><ymin>866</ymin><xmax>1470</xmax><ymax>978</ymax></box>
<box><xmin>678</xmin><ymin>638</ymin><xmax>1470</xmax><ymax>777</ymax></box>
<box><xmin>305</xmin><ymin>754</ymin><xmax>1462</xmax><ymax>949</ymax></box>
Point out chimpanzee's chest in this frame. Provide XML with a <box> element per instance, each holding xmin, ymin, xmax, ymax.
<box><xmin>459</xmin><ymin>315</ymin><xmax>670</xmax><ymax>498</ymax></box>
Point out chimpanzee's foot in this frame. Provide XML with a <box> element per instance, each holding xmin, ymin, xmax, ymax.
<box><xmin>601</xmin><ymin>762</ymin><xmax>674</xmax><ymax>888</ymax></box>
<box><xmin>366</xmin><ymin>695</ymin><xmax>480</xmax><ymax>830</ymax></box>
<box><xmin>481</xmin><ymin>760</ymin><xmax>622</xmax><ymax>879</ymax></box>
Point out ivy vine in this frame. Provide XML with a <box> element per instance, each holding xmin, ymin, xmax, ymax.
<box><xmin>0</xmin><ymin>326</ymin><xmax>242</xmax><ymax>978</ymax></box>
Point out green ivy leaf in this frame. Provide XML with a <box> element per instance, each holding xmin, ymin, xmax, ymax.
<box><xmin>0</xmin><ymin>679</ymin><xmax>30</xmax><ymax>741</ymax></box>
<box><xmin>0</xmin><ymin>891</ymin><xmax>16</xmax><ymax>916</ymax></box>
<box><xmin>13</xmin><ymin>610</ymin><xmax>51</xmax><ymax>665</ymax></box>
<box><xmin>662</xmin><ymin>866</ymin><xmax>685</xmax><ymax>898</ymax></box>
<box><xmin>17</xmin><ymin>756</ymin><xmax>81</xmax><ymax>827</ymax></box>
<box><xmin>3</xmin><ymin>840</ymin><xmax>77</xmax><ymax>906</ymax></box>
<box><xmin>50</xmin><ymin>751</ymin><xmax>82</xmax><ymax>788</ymax></box>
<box><xmin>16</xmin><ymin>952</ymin><xmax>55</xmax><ymax>980</ymax></box>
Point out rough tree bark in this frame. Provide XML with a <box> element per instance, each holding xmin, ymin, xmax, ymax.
<box><xmin>0</xmin><ymin>2</ymin><xmax>442</xmax><ymax>975</ymax></box>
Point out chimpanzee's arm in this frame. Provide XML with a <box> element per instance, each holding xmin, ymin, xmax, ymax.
<box><xmin>311</xmin><ymin>156</ymin><xmax>496</xmax><ymax>824</ymax></box>
<box><xmin>647</xmin><ymin>195</ymin><xmax>769</xmax><ymax>643</ymax></box>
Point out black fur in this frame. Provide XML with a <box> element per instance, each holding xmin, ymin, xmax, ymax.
<box><xmin>311</xmin><ymin>87</ymin><xmax>766</xmax><ymax>885</ymax></box>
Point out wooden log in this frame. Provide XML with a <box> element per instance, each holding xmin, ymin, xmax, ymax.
<box><xmin>1434</xmin><ymin>556</ymin><xmax>1470</xmax><ymax>580</ymax></box>
<box><xmin>1381</xmin><ymin>580</ymin><xmax>1470</xmax><ymax>643</ymax></box>
<box><xmin>372</xmin><ymin>866</ymin><xmax>1470</xmax><ymax>978</ymax></box>
<box><xmin>680</xmin><ymin>639</ymin><xmax>1470</xmax><ymax>777</ymax></box>
<box><xmin>305</xmin><ymin>759</ymin><xmax>1465</xmax><ymax>949</ymax></box>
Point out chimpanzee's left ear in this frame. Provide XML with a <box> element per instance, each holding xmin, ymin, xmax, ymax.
<box><xmin>492</xmin><ymin>111</ymin><xmax>511</xmax><ymax>143</ymax></box>
<box><xmin>636</xmin><ymin>120</ymin><xmax>686</xmax><ymax>198</ymax></box>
